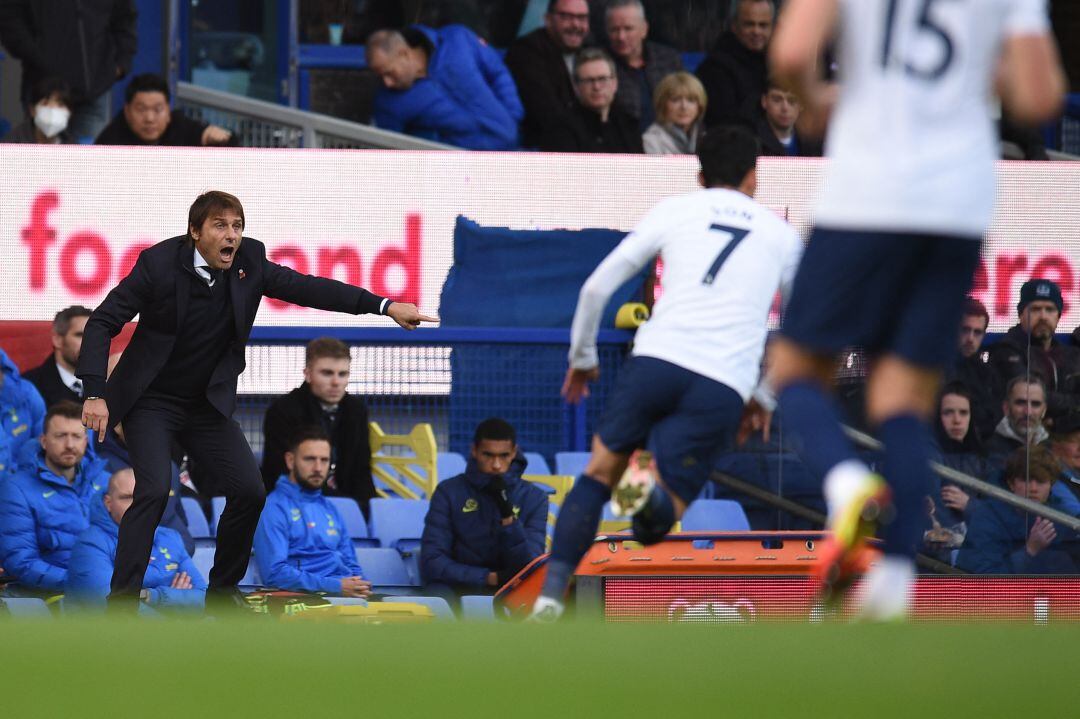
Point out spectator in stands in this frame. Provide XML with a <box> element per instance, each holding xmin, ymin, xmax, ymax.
<box><xmin>944</xmin><ymin>297</ymin><xmax>1001</xmax><ymax>441</ymax></box>
<box><xmin>695</xmin><ymin>0</ymin><xmax>774</xmax><ymax>129</ymax></box>
<box><xmin>932</xmin><ymin>381</ymin><xmax>989</xmax><ymax>515</ymax></box>
<box><xmin>23</xmin><ymin>305</ymin><xmax>93</xmax><ymax>408</ymax></box>
<box><xmin>66</xmin><ymin>468</ymin><xmax>206</xmax><ymax>611</ymax></box>
<box><xmin>604</xmin><ymin>0</ymin><xmax>682</xmax><ymax>131</ymax></box>
<box><xmin>540</xmin><ymin>47</ymin><xmax>644</xmax><ymax>153</ymax></box>
<box><xmin>0</xmin><ymin>0</ymin><xmax>136</xmax><ymax>141</ymax></box>
<box><xmin>755</xmin><ymin>77</ymin><xmax>822</xmax><ymax>157</ymax></box>
<box><xmin>956</xmin><ymin>446</ymin><xmax>1077</xmax><ymax>574</ymax></box>
<box><xmin>420</xmin><ymin>418</ymin><xmax>547</xmax><ymax>600</ymax></box>
<box><xmin>988</xmin><ymin>279</ymin><xmax>1080</xmax><ymax>426</ymax></box>
<box><xmin>254</xmin><ymin>426</ymin><xmax>370</xmax><ymax>598</ymax></box>
<box><xmin>504</xmin><ymin>0</ymin><xmax>592</xmax><ymax>148</ymax></box>
<box><xmin>1049</xmin><ymin>413</ymin><xmax>1080</xmax><ymax>502</ymax></box>
<box><xmin>366</xmin><ymin>26</ymin><xmax>524</xmax><ymax>150</ymax></box>
<box><xmin>0</xmin><ymin>347</ymin><xmax>46</xmax><ymax>476</ymax></box>
<box><xmin>98</xmin><ymin>425</ymin><xmax>194</xmax><ymax>555</ymax></box>
<box><xmin>95</xmin><ymin>74</ymin><xmax>234</xmax><ymax>146</ymax></box>
<box><xmin>0</xmin><ymin>77</ymin><xmax>76</xmax><ymax>144</ymax></box>
<box><xmin>261</xmin><ymin>337</ymin><xmax>375</xmax><ymax>518</ymax></box>
<box><xmin>642</xmin><ymin>72</ymin><xmax>706</xmax><ymax>155</ymax></box>
<box><xmin>0</xmin><ymin>402</ymin><xmax>109</xmax><ymax>592</ymax></box>
<box><xmin>985</xmin><ymin>375</ymin><xmax>1049</xmax><ymax>469</ymax></box>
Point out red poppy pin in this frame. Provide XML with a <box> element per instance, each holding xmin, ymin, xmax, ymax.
<box><xmin>238</xmin><ymin>269</ymin><xmax>246</xmax><ymax>280</ymax></box>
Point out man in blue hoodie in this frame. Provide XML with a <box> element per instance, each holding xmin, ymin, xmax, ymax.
<box><xmin>0</xmin><ymin>401</ymin><xmax>109</xmax><ymax>592</ymax></box>
<box><xmin>67</xmin><ymin>468</ymin><xmax>206</xmax><ymax>611</ymax></box>
<box><xmin>0</xmin><ymin>347</ymin><xmax>46</xmax><ymax>476</ymax></box>
<box><xmin>421</xmin><ymin>418</ymin><xmax>548</xmax><ymax>597</ymax></box>
<box><xmin>254</xmin><ymin>426</ymin><xmax>370</xmax><ymax>597</ymax></box>
<box><xmin>366</xmin><ymin>25</ymin><xmax>524</xmax><ymax>150</ymax></box>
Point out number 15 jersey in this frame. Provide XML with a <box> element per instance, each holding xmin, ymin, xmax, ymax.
<box><xmin>815</xmin><ymin>0</ymin><xmax>1051</xmax><ymax>237</ymax></box>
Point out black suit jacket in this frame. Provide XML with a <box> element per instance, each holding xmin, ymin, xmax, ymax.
<box><xmin>260</xmin><ymin>383</ymin><xmax>374</xmax><ymax>512</ymax></box>
<box><xmin>504</xmin><ymin>28</ymin><xmax>580</xmax><ymax>148</ymax></box>
<box><xmin>77</xmin><ymin>235</ymin><xmax>386</xmax><ymax>424</ymax></box>
<box><xmin>23</xmin><ymin>356</ymin><xmax>81</xmax><ymax>409</ymax></box>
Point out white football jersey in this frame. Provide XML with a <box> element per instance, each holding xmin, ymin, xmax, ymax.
<box><xmin>815</xmin><ymin>0</ymin><xmax>1051</xmax><ymax>236</ymax></box>
<box><xmin>570</xmin><ymin>188</ymin><xmax>802</xmax><ymax>401</ymax></box>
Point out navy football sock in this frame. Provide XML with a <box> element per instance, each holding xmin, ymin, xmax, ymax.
<box><xmin>632</xmin><ymin>486</ymin><xmax>676</xmax><ymax>545</ymax></box>
<box><xmin>540</xmin><ymin>474</ymin><xmax>610</xmax><ymax>601</ymax></box>
<box><xmin>777</xmin><ymin>380</ymin><xmax>858</xmax><ymax>479</ymax></box>
<box><xmin>878</xmin><ymin>415</ymin><xmax>934</xmax><ymax>559</ymax></box>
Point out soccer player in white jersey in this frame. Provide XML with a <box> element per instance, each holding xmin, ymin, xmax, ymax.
<box><xmin>758</xmin><ymin>0</ymin><xmax>1066</xmax><ymax>619</ymax></box>
<box><xmin>530</xmin><ymin>127</ymin><xmax>803</xmax><ymax>620</ymax></box>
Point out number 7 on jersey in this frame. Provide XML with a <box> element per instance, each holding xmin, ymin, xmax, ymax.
<box><xmin>702</xmin><ymin>224</ymin><xmax>751</xmax><ymax>285</ymax></box>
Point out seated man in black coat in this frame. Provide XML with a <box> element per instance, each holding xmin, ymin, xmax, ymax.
<box><xmin>260</xmin><ymin>337</ymin><xmax>375</xmax><ymax>518</ymax></box>
<box><xmin>696</xmin><ymin>0</ymin><xmax>774</xmax><ymax>128</ymax></box>
<box><xmin>96</xmin><ymin>73</ymin><xmax>234</xmax><ymax>146</ymax></box>
<box><xmin>23</xmin><ymin>305</ymin><xmax>93</xmax><ymax>409</ymax></box>
<box><xmin>540</xmin><ymin>48</ymin><xmax>643</xmax><ymax>154</ymax></box>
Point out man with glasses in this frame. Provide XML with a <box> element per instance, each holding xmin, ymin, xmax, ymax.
<box><xmin>539</xmin><ymin>47</ymin><xmax>643</xmax><ymax>153</ymax></box>
<box><xmin>505</xmin><ymin>0</ymin><xmax>593</xmax><ymax>147</ymax></box>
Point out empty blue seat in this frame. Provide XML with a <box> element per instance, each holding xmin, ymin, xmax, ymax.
<box><xmin>460</xmin><ymin>594</ymin><xmax>495</xmax><ymax>620</ymax></box>
<box><xmin>2</xmin><ymin>597</ymin><xmax>51</xmax><ymax>618</ymax></box>
<box><xmin>523</xmin><ymin>452</ymin><xmax>551</xmax><ymax>475</ymax></box>
<box><xmin>436</xmin><ymin>452</ymin><xmax>467</xmax><ymax>482</ymax></box>
<box><xmin>385</xmin><ymin>595</ymin><xmax>455</xmax><ymax>620</ymax></box>
<box><xmin>192</xmin><ymin>546</ymin><xmax>215</xmax><ymax>581</ymax></box>
<box><xmin>210</xmin><ymin>496</ymin><xmax>227</xmax><ymax>537</ymax></box>
<box><xmin>369</xmin><ymin>498</ymin><xmax>429</xmax><ymax>551</ymax></box>
<box><xmin>326</xmin><ymin>496</ymin><xmax>378</xmax><ymax>547</ymax></box>
<box><xmin>181</xmin><ymin>497</ymin><xmax>211</xmax><ymax>539</ymax></box>
<box><xmin>680</xmin><ymin>499</ymin><xmax>751</xmax><ymax>532</ymax></box>
<box><xmin>555</xmin><ymin>451</ymin><xmax>590</xmax><ymax>478</ymax></box>
<box><xmin>355</xmin><ymin>547</ymin><xmax>414</xmax><ymax>587</ymax></box>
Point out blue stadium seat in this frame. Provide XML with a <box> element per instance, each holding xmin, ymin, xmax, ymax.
<box><xmin>240</xmin><ymin>557</ymin><xmax>261</xmax><ymax>586</ymax></box>
<box><xmin>327</xmin><ymin>496</ymin><xmax>378</xmax><ymax>547</ymax></box>
<box><xmin>523</xmin><ymin>452</ymin><xmax>551</xmax><ymax>474</ymax></box>
<box><xmin>437</xmin><ymin>451</ymin><xmax>467</xmax><ymax>482</ymax></box>
<box><xmin>369</xmin><ymin>498</ymin><xmax>429</xmax><ymax>551</ymax></box>
<box><xmin>210</xmin><ymin>496</ymin><xmax>227</xmax><ymax>537</ymax></box>
<box><xmin>192</xmin><ymin>546</ymin><xmax>215</xmax><ymax>581</ymax></box>
<box><xmin>355</xmin><ymin>547</ymin><xmax>414</xmax><ymax>587</ymax></box>
<box><xmin>460</xmin><ymin>594</ymin><xmax>495</xmax><ymax>620</ymax></box>
<box><xmin>385</xmin><ymin>595</ymin><xmax>455</xmax><ymax>620</ymax></box>
<box><xmin>181</xmin><ymin>497</ymin><xmax>212</xmax><ymax>540</ymax></box>
<box><xmin>680</xmin><ymin>499</ymin><xmax>751</xmax><ymax>532</ymax></box>
<box><xmin>1</xmin><ymin>597</ymin><xmax>51</xmax><ymax>618</ymax></box>
<box><xmin>555</xmin><ymin>451</ymin><xmax>590</xmax><ymax>477</ymax></box>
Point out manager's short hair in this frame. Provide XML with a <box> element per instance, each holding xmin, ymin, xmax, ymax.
<box><xmin>187</xmin><ymin>190</ymin><xmax>245</xmax><ymax>238</ymax></box>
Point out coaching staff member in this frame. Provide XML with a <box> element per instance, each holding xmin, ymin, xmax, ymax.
<box><xmin>78</xmin><ymin>191</ymin><xmax>435</xmax><ymax>609</ymax></box>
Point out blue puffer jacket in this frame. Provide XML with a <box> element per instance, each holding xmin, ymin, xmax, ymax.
<box><xmin>0</xmin><ymin>450</ymin><xmax>109</xmax><ymax>590</ymax></box>
<box><xmin>66</xmin><ymin>491</ymin><xmax>206</xmax><ymax>610</ymax></box>
<box><xmin>420</xmin><ymin>452</ymin><xmax>548</xmax><ymax>588</ymax></box>
<box><xmin>253</xmin><ymin>477</ymin><xmax>364</xmax><ymax>594</ymax></box>
<box><xmin>956</xmin><ymin>496</ymin><xmax>1078</xmax><ymax>574</ymax></box>
<box><xmin>0</xmin><ymin>348</ymin><xmax>46</xmax><ymax>476</ymax></box>
<box><xmin>373</xmin><ymin>24</ymin><xmax>524</xmax><ymax>150</ymax></box>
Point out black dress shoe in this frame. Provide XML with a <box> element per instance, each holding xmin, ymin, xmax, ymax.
<box><xmin>203</xmin><ymin>586</ymin><xmax>253</xmax><ymax>617</ymax></box>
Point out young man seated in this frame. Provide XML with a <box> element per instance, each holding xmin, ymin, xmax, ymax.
<box><xmin>253</xmin><ymin>426</ymin><xmax>370</xmax><ymax>598</ymax></box>
<box><xmin>956</xmin><ymin>446</ymin><xmax>1077</xmax><ymax>574</ymax></box>
<box><xmin>420</xmin><ymin>418</ymin><xmax>548</xmax><ymax>599</ymax></box>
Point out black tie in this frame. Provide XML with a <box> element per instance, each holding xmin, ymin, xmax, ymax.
<box><xmin>72</xmin><ymin>379</ymin><xmax>83</xmax><ymax>398</ymax></box>
<box><xmin>206</xmin><ymin>267</ymin><xmax>221</xmax><ymax>286</ymax></box>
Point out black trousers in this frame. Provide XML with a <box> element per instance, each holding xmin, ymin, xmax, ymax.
<box><xmin>111</xmin><ymin>393</ymin><xmax>265</xmax><ymax>598</ymax></box>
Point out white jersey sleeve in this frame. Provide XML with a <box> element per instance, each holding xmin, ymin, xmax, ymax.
<box><xmin>1005</xmin><ymin>0</ymin><xmax>1050</xmax><ymax>35</ymax></box>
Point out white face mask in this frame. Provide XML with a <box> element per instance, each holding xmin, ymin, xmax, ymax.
<box><xmin>33</xmin><ymin>105</ymin><xmax>70</xmax><ymax>139</ymax></box>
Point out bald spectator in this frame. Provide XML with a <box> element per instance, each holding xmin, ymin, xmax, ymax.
<box><xmin>944</xmin><ymin>297</ymin><xmax>1001</xmax><ymax>440</ymax></box>
<box><xmin>540</xmin><ymin>47</ymin><xmax>643</xmax><ymax>154</ymax></box>
<box><xmin>96</xmin><ymin>74</ymin><xmax>234</xmax><ymax>146</ymax></box>
<box><xmin>696</xmin><ymin>0</ymin><xmax>774</xmax><ymax>128</ymax></box>
<box><xmin>367</xmin><ymin>25</ymin><xmax>523</xmax><ymax>150</ymax></box>
<box><xmin>66</xmin><ymin>468</ymin><xmax>206</xmax><ymax>611</ymax></box>
<box><xmin>604</xmin><ymin>0</ymin><xmax>682</xmax><ymax>131</ymax></box>
<box><xmin>23</xmin><ymin>306</ymin><xmax>93</xmax><ymax>409</ymax></box>
<box><xmin>504</xmin><ymin>0</ymin><xmax>592</xmax><ymax>148</ymax></box>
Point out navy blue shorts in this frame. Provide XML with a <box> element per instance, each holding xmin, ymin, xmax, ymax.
<box><xmin>781</xmin><ymin>227</ymin><xmax>982</xmax><ymax>368</ymax></box>
<box><xmin>596</xmin><ymin>356</ymin><xmax>745</xmax><ymax>505</ymax></box>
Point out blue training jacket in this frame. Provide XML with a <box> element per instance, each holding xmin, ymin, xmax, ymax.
<box><xmin>0</xmin><ymin>348</ymin><xmax>46</xmax><ymax>476</ymax></box>
<box><xmin>253</xmin><ymin>477</ymin><xmax>364</xmax><ymax>594</ymax></box>
<box><xmin>420</xmin><ymin>452</ymin><xmax>548</xmax><ymax>588</ymax></box>
<box><xmin>0</xmin><ymin>449</ymin><xmax>109</xmax><ymax>590</ymax></box>
<box><xmin>956</xmin><ymin>495</ymin><xmax>1078</xmax><ymax>574</ymax></box>
<box><xmin>373</xmin><ymin>24</ymin><xmax>524</xmax><ymax>150</ymax></box>
<box><xmin>66</xmin><ymin>491</ymin><xmax>206</xmax><ymax>610</ymax></box>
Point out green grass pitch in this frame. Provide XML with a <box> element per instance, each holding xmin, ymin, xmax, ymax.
<box><xmin>3</xmin><ymin>618</ymin><xmax>1078</xmax><ymax>717</ymax></box>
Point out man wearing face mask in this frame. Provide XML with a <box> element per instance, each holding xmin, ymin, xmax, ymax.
<box><xmin>988</xmin><ymin>279</ymin><xmax>1080</xmax><ymax>424</ymax></box>
<box><xmin>2</xmin><ymin>77</ymin><xmax>75</xmax><ymax>144</ymax></box>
